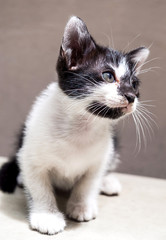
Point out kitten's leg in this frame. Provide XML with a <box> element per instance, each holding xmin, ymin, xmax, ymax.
<box><xmin>24</xmin><ymin>169</ymin><xmax>66</xmax><ymax>235</ymax></box>
<box><xmin>100</xmin><ymin>173</ymin><xmax>122</xmax><ymax>196</ymax></box>
<box><xmin>66</xmin><ymin>167</ymin><xmax>101</xmax><ymax>222</ymax></box>
<box><xmin>100</xmin><ymin>150</ymin><xmax>122</xmax><ymax>196</ymax></box>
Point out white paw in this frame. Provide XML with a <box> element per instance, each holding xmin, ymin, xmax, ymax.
<box><xmin>29</xmin><ymin>212</ymin><xmax>66</xmax><ymax>235</ymax></box>
<box><xmin>67</xmin><ymin>201</ymin><xmax>98</xmax><ymax>222</ymax></box>
<box><xmin>101</xmin><ymin>174</ymin><xmax>122</xmax><ymax>196</ymax></box>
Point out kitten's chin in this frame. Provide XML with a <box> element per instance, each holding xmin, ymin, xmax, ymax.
<box><xmin>87</xmin><ymin>101</ymin><xmax>126</xmax><ymax>120</ymax></box>
<box><xmin>122</xmin><ymin>99</ymin><xmax>138</xmax><ymax>115</ymax></box>
<box><xmin>122</xmin><ymin>104</ymin><xmax>133</xmax><ymax>114</ymax></box>
<box><xmin>87</xmin><ymin>99</ymin><xmax>138</xmax><ymax>120</ymax></box>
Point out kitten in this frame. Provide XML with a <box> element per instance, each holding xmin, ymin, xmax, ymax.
<box><xmin>0</xmin><ymin>16</ymin><xmax>149</xmax><ymax>234</ymax></box>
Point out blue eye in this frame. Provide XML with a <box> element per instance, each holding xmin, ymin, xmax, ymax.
<box><xmin>102</xmin><ymin>72</ymin><xmax>115</xmax><ymax>83</ymax></box>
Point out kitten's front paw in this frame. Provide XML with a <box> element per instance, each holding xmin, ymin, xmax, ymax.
<box><xmin>29</xmin><ymin>212</ymin><xmax>66</xmax><ymax>235</ymax></box>
<box><xmin>67</xmin><ymin>201</ymin><xmax>98</xmax><ymax>222</ymax></box>
<box><xmin>101</xmin><ymin>174</ymin><xmax>122</xmax><ymax>196</ymax></box>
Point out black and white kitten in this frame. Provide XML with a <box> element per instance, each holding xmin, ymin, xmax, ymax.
<box><xmin>0</xmin><ymin>16</ymin><xmax>149</xmax><ymax>234</ymax></box>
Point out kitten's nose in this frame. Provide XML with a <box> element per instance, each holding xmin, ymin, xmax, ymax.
<box><xmin>124</xmin><ymin>93</ymin><xmax>135</xmax><ymax>103</ymax></box>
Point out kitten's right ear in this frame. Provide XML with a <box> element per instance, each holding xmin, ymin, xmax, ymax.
<box><xmin>60</xmin><ymin>16</ymin><xmax>96</xmax><ymax>70</ymax></box>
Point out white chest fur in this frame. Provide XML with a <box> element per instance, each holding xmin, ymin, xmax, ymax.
<box><xmin>18</xmin><ymin>83</ymin><xmax>113</xmax><ymax>189</ymax></box>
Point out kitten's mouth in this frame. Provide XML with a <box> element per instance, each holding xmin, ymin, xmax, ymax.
<box><xmin>121</xmin><ymin>103</ymin><xmax>136</xmax><ymax>115</ymax></box>
<box><xmin>121</xmin><ymin>104</ymin><xmax>130</xmax><ymax>111</ymax></box>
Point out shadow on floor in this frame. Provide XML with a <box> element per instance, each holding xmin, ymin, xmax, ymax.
<box><xmin>0</xmin><ymin>186</ymin><xmax>81</xmax><ymax>231</ymax></box>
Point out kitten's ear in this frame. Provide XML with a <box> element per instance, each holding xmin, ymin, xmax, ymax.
<box><xmin>61</xmin><ymin>16</ymin><xmax>96</xmax><ymax>70</ymax></box>
<box><xmin>127</xmin><ymin>47</ymin><xmax>150</xmax><ymax>75</ymax></box>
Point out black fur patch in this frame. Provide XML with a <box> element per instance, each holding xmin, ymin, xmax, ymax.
<box><xmin>87</xmin><ymin>101</ymin><xmax>124</xmax><ymax>119</ymax></box>
<box><xmin>119</xmin><ymin>74</ymin><xmax>140</xmax><ymax>101</ymax></box>
<box><xmin>0</xmin><ymin>156</ymin><xmax>19</xmax><ymax>193</ymax></box>
<box><xmin>57</xmin><ymin>45</ymin><xmax>126</xmax><ymax>100</ymax></box>
<box><xmin>0</xmin><ymin>125</ymin><xmax>25</xmax><ymax>193</ymax></box>
<box><xmin>56</xmin><ymin>17</ymin><xmax>143</xmax><ymax>104</ymax></box>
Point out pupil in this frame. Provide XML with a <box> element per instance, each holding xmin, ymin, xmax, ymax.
<box><xmin>102</xmin><ymin>72</ymin><xmax>114</xmax><ymax>83</ymax></box>
<box><xmin>107</xmin><ymin>73</ymin><xmax>112</xmax><ymax>79</ymax></box>
<box><xmin>104</xmin><ymin>72</ymin><xmax>112</xmax><ymax>80</ymax></box>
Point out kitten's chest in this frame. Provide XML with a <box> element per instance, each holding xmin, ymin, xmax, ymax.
<box><xmin>50</xmin><ymin>132</ymin><xmax>110</xmax><ymax>189</ymax></box>
<box><xmin>49</xmin><ymin>119</ymin><xmax>109</xmax><ymax>172</ymax></box>
<box><xmin>50</xmin><ymin>110</ymin><xmax>111</xmax><ymax>160</ymax></box>
<box><xmin>54</xmin><ymin>123</ymin><xmax>109</xmax><ymax>162</ymax></box>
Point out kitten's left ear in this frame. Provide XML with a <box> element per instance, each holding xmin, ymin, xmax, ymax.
<box><xmin>61</xmin><ymin>16</ymin><xmax>96</xmax><ymax>70</ymax></box>
<box><xmin>127</xmin><ymin>47</ymin><xmax>150</xmax><ymax>75</ymax></box>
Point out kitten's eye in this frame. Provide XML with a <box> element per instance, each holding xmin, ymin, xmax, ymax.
<box><xmin>132</xmin><ymin>80</ymin><xmax>139</xmax><ymax>89</ymax></box>
<box><xmin>102</xmin><ymin>72</ymin><xmax>115</xmax><ymax>83</ymax></box>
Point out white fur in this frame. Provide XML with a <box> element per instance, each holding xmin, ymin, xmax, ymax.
<box><xmin>93</xmin><ymin>83</ymin><xmax>128</xmax><ymax>109</ymax></box>
<box><xmin>112</xmin><ymin>58</ymin><xmax>129</xmax><ymax>80</ymax></box>
<box><xmin>12</xmin><ymin>16</ymin><xmax>150</xmax><ymax>235</ymax></box>
<box><xmin>101</xmin><ymin>174</ymin><xmax>122</xmax><ymax>195</ymax></box>
<box><xmin>17</xmin><ymin>60</ymin><xmax>137</xmax><ymax>234</ymax></box>
<box><xmin>30</xmin><ymin>212</ymin><xmax>66</xmax><ymax>235</ymax></box>
<box><xmin>131</xmin><ymin>48</ymin><xmax>150</xmax><ymax>75</ymax></box>
<box><xmin>17</xmin><ymin>82</ymin><xmax>117</xmax><ymax>234</ymax></box>
<box><xmin>67</xmin><ymin>199</ymin><xmax>98</xmax><ymax>222</ymax></box>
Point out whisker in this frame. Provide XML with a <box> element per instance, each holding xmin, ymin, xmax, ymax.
<box><xmin>132</xmin><ymin>112</ymin><xmax>141</xmax><ymax>152</ymax></box>
<box><xmin>63</xmin><ymin>89</ymin><xmax>89</xmax><ymax>97</ymax></box>
<box><xmin>103</xmin><ymin>105</ymin><xmax>111</xmax><ymax>119</ymax></box>
<box><xmin>102</xmin><ymin>32</ymin><xmax>112</xmax><ymax>49</ymax></box>
<box><xmin>140</xmin><ymin>100</ymin><xmax>156</xmax><ymax>102</ymax></box>
<box><xmin>139</xmin><ymin>102</ymin><xmax>156</xmax><ymax>107</ymax></box>
<box><xmin>137</xmin><ymin>107</ymin><xmax>159</xmax><ymax>129</ymax></box>
<box><xmin>122</xmin><ymin>33</ymin><xmax>141</xmax><ymax>52</ymax></box>
<box><xmin>137</xmin><ymin>104</ymin><xmax>158</xmax><ymax>118</ymax></box>
<box><xmin>86</xmin><ymin>106</ymin><xmax>101</xmax><ymax>123</ymax></box>
<box><xmin>136</xmin><ymin>57</ymin><xmax>160</xmax><ymax>71</ymax></box>
<box><xmin>64</xmin><ymin>71</ymin><xmax>100</xmax><ymax>87</ymax></box>
<box><xmin>131</xmin><ymin>99</ymin><xmax>159</xmax><ymax>152</ymax></box>
<box><xmin>135</xmin><ymin>109</ymin><xmax>154</xmax><ymax>139</ymax></box>
<box><xmin>147</xmin><ymin>42</ymin><xmax>154</xmax><ymax>50</ymax></box>
<box><xmin>110</xmin><ymin>27</ymin><xmax>115</xmax><ymax>50</ymax></box>
<box><xmin>139</xmin><ymin>66</ymin><xmax>161</xmax><ymax>75</ymax></box>
<box><xmin>135</xmin><ymin>110</ymin><xmax>147</xmax><ymax>148</ymax></box>
<box><xmin>139</xmin><ymin>104</ymin><xmax>156</xmax><ymax>107</ymax></box>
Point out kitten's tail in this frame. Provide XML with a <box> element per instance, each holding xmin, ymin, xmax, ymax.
<box><xmin>0</xmin><ymin>156</ymin><xmax>20</xmax><ymax>193</ymax></box>
<box><xmin>0</xmin><ymin>125</ymin><xmax>25</xmax><ymax>193</ymax></box>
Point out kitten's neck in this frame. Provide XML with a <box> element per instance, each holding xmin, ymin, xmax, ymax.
<box><xmin>52</xmin><ymin>83</ymin><xmax>112</xmax><ymax>141</ymax></box>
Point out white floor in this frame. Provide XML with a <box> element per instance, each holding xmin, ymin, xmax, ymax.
<box><xmin>0</xmin><ymin>157</ymin><xmax>166</xmax><ymax>240</ymax></box>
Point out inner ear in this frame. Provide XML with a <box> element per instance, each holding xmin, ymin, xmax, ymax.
<box><xmin>127</xmin><ymin>47</ymin><xmax>150</xmax><ymax>75</ymax></box>
<box><xmin>61</xmin><ymin>16</ymin><xmax>96</xmax><ymax>70</ymax></box>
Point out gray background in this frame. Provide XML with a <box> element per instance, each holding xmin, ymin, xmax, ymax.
<box><xmin>0</xmin><ymin>0</ymin><xmax>165</xmax><ymax>179</ymax></box>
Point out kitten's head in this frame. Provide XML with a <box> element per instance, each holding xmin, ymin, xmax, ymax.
<box><xmin>57</xmin><ymin>16</ymin><xmax>149</xmax><ymax>120</ymax></box>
